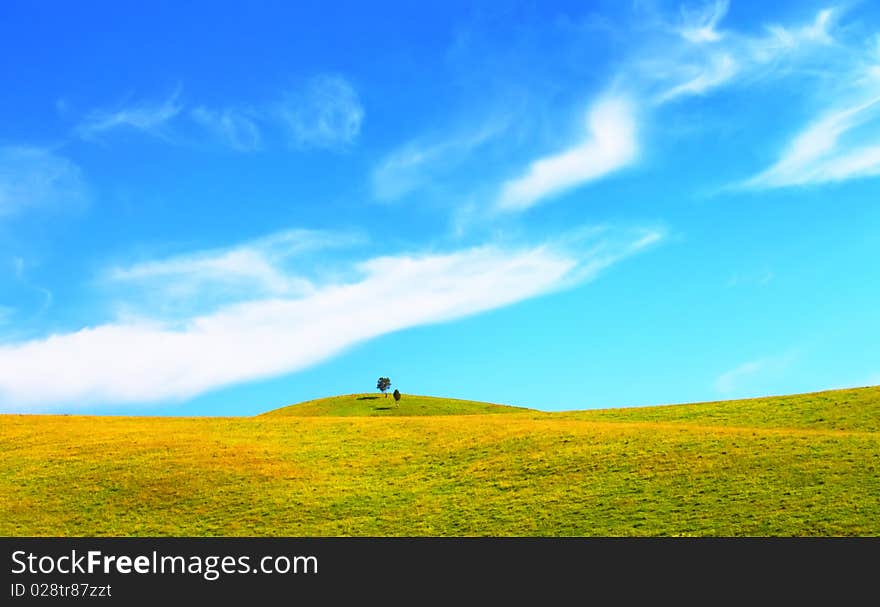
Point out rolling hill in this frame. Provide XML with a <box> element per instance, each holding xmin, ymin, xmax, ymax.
<box><xmin>1</xmin><ymin>385</ymin><xmax>878</xmax><ymax>536</ymax></box>
<box><xmin>260</xmin><ymin>393</ymin><xmax>533</xmax><ymax>417</ymax></box>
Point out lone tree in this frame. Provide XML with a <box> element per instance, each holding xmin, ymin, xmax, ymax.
<box><xmin>376</xmin><ymin>377</ymin><xmax>391</xmax><ymax>398</ymax></box>
<box><xmin>393</xmin><ymin>389</ymin><xmax>401</xmax><ymax>406</ymax></box>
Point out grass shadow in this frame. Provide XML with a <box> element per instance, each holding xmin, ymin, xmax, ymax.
<box><xmin>357</xmin><ymin>396</ymin><xmax>379</xmax><ymax>401</ymax></box>
<box><xmin>373</xmin><ymin>406</ymin><xmax>392</xmax><ymax>411</ymax></box>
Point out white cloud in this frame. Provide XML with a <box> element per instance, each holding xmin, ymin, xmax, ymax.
<box><xmin>657</xmin><ymin>53</ymin><xmax>738</xmax><ymax>102</ymax></box>
<box><xmin>372</xmin><ymin>124</ymin><xmax>503</xmax><ymax>202</ymax></box>
<box><xmin>715</xmin><ymin>359</ymin><xmax>766</xmax><ymax>394</ymax></box>
<box><xmin>279</xmin><ymin>75</ymin><xmax>364</xmax><ymax>149</ymax></box>
<box><xmin>743</xmin><ymin>94</ymin><xmax>880</xmax><ymax>188</ymax></box>
<box><xmin>678</xmin><ymin>0</ymin><xmax>730</xmax><ymax>44</ymax></box>
<box><xmin>761</xmin><ymin>8</ymin><xmax>835</xmax><ymax>52</ymax></box>
<box><xmin>496</xmin><ymin>96</ymin><xmax>637</xmax><ymax>212</ymax></box>
<box><xmin>75</xmin><ymin>90</ymin><xmax>183</xmax><ymax>141</ymax></box>
<box><xmin>738</xmin><ymin>7</ymin><xmax>837</xmax><ymax>63</ymax></box>
<box><xmin>715</xmin><ymin>351</ymin><xmax>798</xmax><ymax>394</ymax></box>
<box><xmin>628</xmin><ymin>4</ymin><xmax>880</xmax><ymax>190</ymax></box>
<box><xmin>0</xmin><ymin>146</ymin><xmax>89</xmax><ymax>217</ymax></box>
<box><xmin>75</xmin><ymin>77</ymin><xmax>363</xmax><ymax>151</ymax></box>
<box><xmin>0</xmin><ymin>227</ymin><xmax>662</xmax><ymax>409</ymax></box>
<box><xmin>652</xmin><ymin>7</ymin><xmax>840</xmax><ymax>104</ymax></box>
<box><xmin>372</xmin><ymin>145</ymin><xmax>439</xmax><ymax>201</ymax></box>
<box><xmin>104</xmin><ymin>229</ymin><xmax>355</xmax><ymax>307</ymax></box>
<box><xmin>701</xmin><ymin>8</ymin><xmax>880</xmax><ymax>190</ymax></box>
<box><xmin>191</xmin><ymin>107</ymin><xmax>262</xmax><ymax>152</ymax></box>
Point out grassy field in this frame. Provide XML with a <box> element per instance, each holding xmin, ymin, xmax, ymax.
<box><xmin>2</xmin><ymin>387</ymin><xmax>878</xmax><ymax>536</ymax></box>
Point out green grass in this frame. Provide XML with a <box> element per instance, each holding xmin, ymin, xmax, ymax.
<box><xmin>562</xmin><ymin>386</ymin><xmax>880</xmax><ymax>432</ymax></box>
<box><xmin>1</xmin><ymin>385</ymin><xmax>878</xmax><ymax>536</ymax></box>
<box><xmin>260</xmin><ymin>393</ymin><xmax>532</xmax><ymax>417</ymax></box>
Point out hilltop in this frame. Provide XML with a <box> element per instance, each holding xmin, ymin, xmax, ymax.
<box><xmin>260</xmin><ymin>393</ymin><xmax>533</xmax><ymax>417</ymax></box>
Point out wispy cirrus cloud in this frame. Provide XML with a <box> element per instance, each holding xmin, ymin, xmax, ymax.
<box><xmin>651</xmin><ymin>6</ymin><xmax>840</xmax><ymax>104</ymax></box>
<box><xmin>657</xmin><ymin>52</ymin><xmax>738</xmax><ymax>103</ymax></box>
<box><xmin>103</xmin><ymin>229</ymin><xmax>361</xmax><ymax>313</ymax></box>
<box><xmin>74</xmin><ymin>74</ymin><xmax>364</xmax><ymax>152</ymax></box>
<box><xmin>625</xmin><ymin>4</ymin><xmax>880</xmax><ymax>191</ymax></box>
<box><xmin>0</xmin><ymin>146</ymin><xmax>89</xmax><ymax>217</ymax></box>
<box><xmin>743</xmin><ymin>94</ymin><xmax>880</xmax><ymax>188</ymax></box>
<box><xmin>715</xmin><ymin>350</ymin><xmax>799</xmax><ymax>394</ymax></box>
<box><xmin>0</xmin><ymin>225</ymin><xmax>662</xmax><ymax>409</ymax></box>
<box><xmin>75</xmin><ymin>89</ymin><xmax>183</xmax><ymax>141</ymax></box>
<box><xmin>190</xmin><ymin>106</ymin><xmax>262</xmax><ymax>152</ymax></box>
<box><xmin>279</xmin><ymin>75</ymin><xmax>364</xmax><ymax>149</ymax></box>
<box><xmin>495</xmin><ymin>96</ymin><xmax>637</xmax><ymax>212</ymax></box>
<box><xmin>722</xmin><ymin>6</ymin><xmax>880</xmax><ymax>190</ymax></box>
<box><xmin>760</xmin><ymin>8</ymin><xmax>835</xmax><ymax>50</ymax></box>
<box><xmin>372</xmin><ymin>122</ymin><xmax>505</xmax><ymax>202</ymax></box>
<box><xmin>715</xmin><ymin>358</ymin><xmax>767</xmax><ymax>394</ymax></box>
<box><xmin>677</xmin><ymin>0</ymin><xmax>729</xmax><ymax>44</ymax></box>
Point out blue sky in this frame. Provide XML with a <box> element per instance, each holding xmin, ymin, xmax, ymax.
<box><xmin>1</xmin><ymin>0</ymin><xmax>879</xmax><ymax>415</ymax></box>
